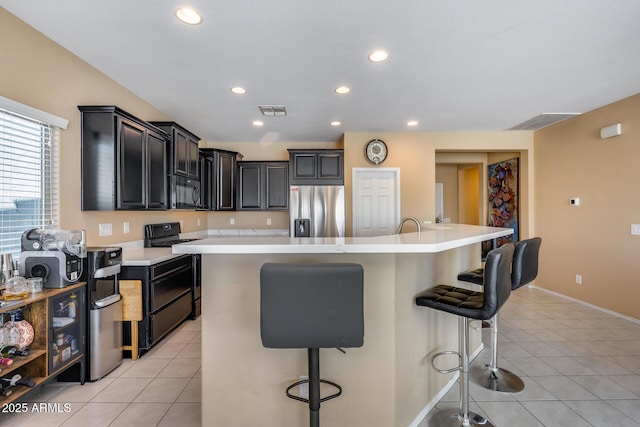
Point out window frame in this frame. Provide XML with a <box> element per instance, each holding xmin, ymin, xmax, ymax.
<box><xmin>0</xmin><ymin>96</ymin><xmax>68</xmax><ymax>256</ymax></box>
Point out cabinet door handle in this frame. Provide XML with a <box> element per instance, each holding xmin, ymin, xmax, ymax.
<box><xmin>94</xmin><ymin>294</ymin><xmax>122</xmax><ymax>308</ymax></box>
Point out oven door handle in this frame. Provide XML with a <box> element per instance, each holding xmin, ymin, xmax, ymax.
<box><xmin>93</xmin><ymin>293</ymin><xmax>122</xmax><ymax>308</ymax></box>
<box><xmin>93</xmin><ymin>264</ymin><xmax>121</xmax><ymax>279</ymax></box>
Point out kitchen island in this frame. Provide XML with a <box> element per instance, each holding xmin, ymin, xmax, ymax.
<box><xmin>173</xmin><ymin>224</ymin><xmax>512</xmax><ymax>427</ymax></box>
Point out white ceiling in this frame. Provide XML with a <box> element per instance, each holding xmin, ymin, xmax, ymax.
<box><xmin>3</xmin><ymin>1</ymin><xmax>640</xmax><ymax>143</ymax></box>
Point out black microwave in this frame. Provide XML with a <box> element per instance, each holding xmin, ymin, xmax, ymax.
<box><xmin>170</xmin><ymin>175</ymin><xmax>201</xmax><ymax>209</ymax></box>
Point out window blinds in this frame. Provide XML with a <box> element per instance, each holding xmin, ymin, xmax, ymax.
<box><xmin>0</xmin><ymin>107</ymin><xmax>60</xmax><ymax>256</ymax></box>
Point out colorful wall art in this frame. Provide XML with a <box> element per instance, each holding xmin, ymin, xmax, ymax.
<box><xmin>488</xmin><ymin>158</ymin><xmax>519</xmax><ymax>246</ymax></box>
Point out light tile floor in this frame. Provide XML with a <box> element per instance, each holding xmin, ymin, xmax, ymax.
<box><xmin>421</xmin><ymin>286</ymin><xmax>640</xmax><ymax>427</ymax></box>
<box><xmin>3</xmin><ymin>318</ymin><xmax>201</xmax><ymax>427</ymax></box>
<box><xmin>3</xmin><ymin>286</ymin><xmax>640</xmax><ymax>426</ymax></box>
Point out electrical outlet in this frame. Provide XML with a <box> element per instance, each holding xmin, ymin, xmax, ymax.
<box><xmin>299</xmin><ymin>375</ymin><xmax>308</xmax><ymax>399</ymax></box>
<box><xmin>266</xmin><ymin>218</ymin><xmax>271</xmax><ymax>226</ymax></box>
<box><xmin>575</xmin><ymin>274</ymin><xmax>582</xmax><ymax>285</ymax></box>
<box><xmin>230</xmin><ymin>218</ymin><xmax>235</xmax><ymax>225</ymax></box>
<box><xmin>99</xmin><ymin>223</ymin><xmax>112</xmax><ymax>237</ymax></box>
<box><xmin>123</xmin><ymin>222</ymin><xmax>130</xmax><ymax>234</ymax></box>
<box><xmin>631</xmin><ymin>224</ymin><xmax>640</xmax><ymax>235</ymax></box>
<box><xmin>197</xmin><ymin>218</ymin><xmax>201</xmax><ymax>227</ymax></box>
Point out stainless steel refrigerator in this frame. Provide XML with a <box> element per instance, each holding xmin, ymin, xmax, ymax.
<box><xmin>289</xmin><ymin>185</ymin><xmax>345</xmax><ymax>237</ymax></box>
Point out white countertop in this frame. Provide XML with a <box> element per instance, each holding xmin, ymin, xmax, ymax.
<box><xmin>118</xmin><ymin>229</ymin><xmax>289</xmax><ymax>266</ymax></box>
<box><xmin>171</xmin><ymin>224</ymin><xmax>513</xmax><ymax>255</ymax></box>
<box><xmin>121</xmin><ymin>247</ymin><xmax>179</xmax><ymax>266</ymax></box>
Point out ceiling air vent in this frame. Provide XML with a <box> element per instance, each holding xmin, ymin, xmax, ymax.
<box><xmin>259</xmin><ymin>105</ymin><xmax>287</xmax><ymax>116</ymax></box>
<box><xmin>508</xmin><ymin>113</ymin><xmax>580</xmax><ymax>131</ymax></box>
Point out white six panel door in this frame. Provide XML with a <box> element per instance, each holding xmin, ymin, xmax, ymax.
<box><xmin>353</xmin><ymin>168</ymin><xmax>400</xmax><ymax>237</ymax></box>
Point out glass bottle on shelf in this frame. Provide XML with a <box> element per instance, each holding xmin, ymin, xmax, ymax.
<box><xmin>0</xmin><ymin>313</ymin><xmax>4</xmax><ymax>345</ymax></box>
<box><xmin>68</xmin><ymin>294</ymin><xmax>77</xmax><ymax>318</ymax></box>
<box><xmin>2</xmin><ymin>312</ymin><xmax>20</xmax><ymax>347</ymax></box>
<box><xmin>3</xmin><ymin>270</ymin><xmax>29</xmax><ymax>300</ymax></box>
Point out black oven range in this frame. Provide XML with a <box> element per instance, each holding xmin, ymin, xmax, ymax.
<box><xmin>144</xmin><ymin>222</ymin><xmax>199</xmax><ymax>247</ymax></box>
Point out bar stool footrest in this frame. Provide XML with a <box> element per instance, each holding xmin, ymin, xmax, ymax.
<box><xmin>286</xmin><ymin>379</ymin><xmax>342</xmax><ymax>404</ymax></box>
<box><xmin>431</xmin><ymin>350</ymin><xmax>462</xmax><ymax>374</ymax></box>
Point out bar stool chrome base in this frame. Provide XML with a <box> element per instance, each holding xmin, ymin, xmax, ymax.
<box><xmin>470</xmin><ymin>314</ymin><xmax>525</xmax><ymax>393</ymax></box>
<box><xmin>427</xmin><ymin>408</ymin><xmax>495</xmax><ymax>427</ymax></box>
<box><xmin>469</xmin><ymin>365</ymin><xmax>525</xmax><ymax>393</ymax></box>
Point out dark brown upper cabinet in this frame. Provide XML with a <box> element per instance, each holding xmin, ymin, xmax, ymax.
<box><xmin>149</xmin><ymin>122</ymin><xmax>200</xmax><ymax>180</ymax></box>
<box><xmin>237</xmin><ymin>161</ymin><xmax>289</xmax><ymax>211</ymax></box>
<box><xmin>199</xmin><ymin>148</ymin><xmax>241</xmax><ymax>211</ymax></box>
<box><xmin>79</xmin><ymin>106</ymin><xmax>168</xmax><ymax>210</ymax></box>
<box><xmin>288</xmin><ymin>149</ymin><xmax>344</xmax><ymax>185</ymax></box>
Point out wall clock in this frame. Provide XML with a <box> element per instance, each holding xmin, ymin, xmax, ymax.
<box><xmin>365</xmin><ymin>139</ymin><xmax>388</xmax><ymax>165</ymax></box>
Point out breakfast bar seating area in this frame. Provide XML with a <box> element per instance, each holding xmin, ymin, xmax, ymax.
<box><xmin>173</xmin><ymin>224</ymin><xmax>514</xmax><ymax>426</ymax></box>
<box><xmin>3</xmin><ymin>281</ymin><xmax>640</xmax><ymax>426</ymax></box>
<box><xmin>260</xmin><ymin>263</ymin><xmax>365</xmax><ymax>427</ymax></box>
<box><xmin>415</xmin><ymin>243</ymin><xmax>515</xmax><ymax>427</ymax></box>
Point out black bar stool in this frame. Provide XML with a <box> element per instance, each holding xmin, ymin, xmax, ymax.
<box><xmin>458</xmin><ymin>237</ymin><xmax>542</xmax><ymax>393</ymax></box>
<box><xmin>416</xmin><ymin>243</ymin><xmax>514</xmax><ymax>427</ymax></box>
<box><xmin>260</xmin><ymin>263</ymin><xmax>364</xmax><ymax>427</ymax></box>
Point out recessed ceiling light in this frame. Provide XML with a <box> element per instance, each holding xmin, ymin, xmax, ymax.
<box><xmin>252</xmin><ymin>120</ymin><xmax>264</xmax><ymax>126</ymax></box>
<box><xmin>369</xmin><ymin>50</ymin><xmax>388</xmax><ymax>62</ymax></box>
<box><xmin>231</xmin><ymin>87</ymin><xmax>247</xmax><ymax>95</ymax></box>
<box><xmin>330</xmin><ymin>121</ymin><xmax>341</xmax><ymax>126</ymax></box>
<box><xmin>175</xmin><ymin>7</ymin><xmax>202</xmax><ymax>25</ymax></box>
<box><xmin>407</xmin><ymin>120</ymin><xmax>419</xmax><ymax>126</ymax></box>
<box><xmin>335</xmin><ymin>86</ymin><xmax>350</xmax><ymax>94</ymax></box>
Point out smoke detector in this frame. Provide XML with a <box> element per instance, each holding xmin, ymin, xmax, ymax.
<box><xmin>508</xmin><ymin>113</ymin><xmax>580</xmax><ymax>131</ymax></box>
<box><xmin>258</xmin><ymin>105</ymin><xmax>287</xmax><ymax>116</ymax></box>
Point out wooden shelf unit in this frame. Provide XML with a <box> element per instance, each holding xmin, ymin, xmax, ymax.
<box><xmin>0</xmin><ymin>282</ymin><xmax>86</xmax><ymax>403</ymax></box>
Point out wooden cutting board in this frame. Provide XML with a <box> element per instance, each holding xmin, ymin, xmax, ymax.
<box><xmin>119</xmin><ymin>279</ymin><xmax>142</xmax><ymax>321</ymax></box>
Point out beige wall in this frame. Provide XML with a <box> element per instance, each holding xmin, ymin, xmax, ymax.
<box><xmin>534</xmin><ymin>92</ymin><xmax>640</xmax><ymax>319</ymax></box>
<box><xmin>343</xmin><ymin>132</ymin><xmax>533</xmax><ymax>236</ymax></box>
<box><xmin>459</xmin><ymin>165</ymin><xmax>480</xmax><ymax>225</ymax></box>
<box><xmin>0</xmin><ymin>9</ymin><xmax>207</xmax><ymax>245</ymax></box>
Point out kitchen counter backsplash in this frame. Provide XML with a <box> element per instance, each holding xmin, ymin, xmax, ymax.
<box><xmin>206</xmin><ymin>228</ymin><xmax>288</xmax><ymax>237</ymax></box>
<box><xmin>115</xmin><ymin>229</ymin><xmax>289</xmax><ymax>266</ymax></box>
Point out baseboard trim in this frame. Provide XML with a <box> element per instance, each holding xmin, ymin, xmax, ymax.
<box><xmin>529</xmin><ymin>285</ymin><xmax>640</xmax><ymax>325</ymax></box>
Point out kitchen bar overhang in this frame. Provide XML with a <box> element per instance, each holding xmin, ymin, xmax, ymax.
<box><xmin>172</xmin><ymin>223</ymin><xmax>513</xmax><ymax>427</ymax></box>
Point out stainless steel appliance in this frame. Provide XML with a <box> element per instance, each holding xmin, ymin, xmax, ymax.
<box><xmin>19</xmin><ymin>228</ymin><xmax>86</xmax><ymax>288</ymax></box>
<box><xmin>170</xmin><ymin>175</ymin><xmax>201</xmax><ymax>209</ymax></box>
<box><xmin>84</xmin><ymin>247</ymin><xmax>122</xmax><ymax>381</ymax></box>
<box><xmin>289</xmin><ymin>185</ymin><xmax>345</xmax><ymax>237</ymax></box>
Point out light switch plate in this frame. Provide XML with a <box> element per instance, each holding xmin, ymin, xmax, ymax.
<box><xmin>631</xmin><ymin>224</ymin><xmax>640</xmax><ymax>235</ymax></box>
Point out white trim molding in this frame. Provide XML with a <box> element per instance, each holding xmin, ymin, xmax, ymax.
<box><xmin>0</xmin><ymin>95</ymin><xmax>69</xmax><ymax>129</ymax></box>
